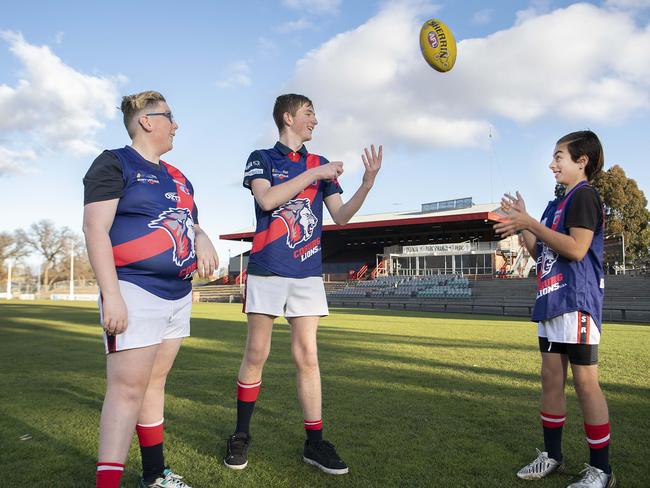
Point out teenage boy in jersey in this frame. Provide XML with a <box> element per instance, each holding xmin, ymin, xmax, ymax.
<box><xmin>84</xmin><ymin>91</ymin><xmax>218</xmax><ymax>488</ymax></box>
<box><xmin>223</xmin><ymin>94</ymin><xmax>382</xmax><ymax>475</ymax></box>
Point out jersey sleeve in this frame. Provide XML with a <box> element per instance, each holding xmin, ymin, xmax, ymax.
<box><xmin>565</xmin><ymin>187</ymin><xmax>602</xmax><ymax>231</ymax></box>
<box><xmin>319</xmin><ymin>156</ymin><xmax>344</xmax><ymax>197</ymax></box>
<box><xmin>83</xmin><ymin>151</ymin><xmax>124</xmax><ymax>205</ymax></box>
<box><xmin>184</xmin><ymin>178</ymin><xmax>199</xmax><ymax>225</ymax></box>
<box><xmin>243</xmin><ymin>150</ymin><xmax>272</xmax><ymax>191</ymax></box>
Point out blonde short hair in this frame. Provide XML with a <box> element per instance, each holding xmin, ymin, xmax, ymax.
<box><xmin>120</xmin><ymin>91</ymin><xmax>166</xmax><ymax>137</ymax></box>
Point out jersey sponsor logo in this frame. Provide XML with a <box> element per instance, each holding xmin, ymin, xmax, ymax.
<box><xmin>245</xmin><ymin>160</ymin><xmax>261</xmax><ymax>170</ymax></box>
<box><xmin>244</xmin><ymin>168</ymin><xmax>264</xmax><ymax>177</ymax></box>
<box><xmin>172</xmin><ymin>179</ymin><xmax>191</xmax><ymax>195</ymax></box>
<box><xmin>272</xmin><ymin>198</ymin><xmax>318</xmax><ymax>249</ymax></box>
<box><xmin>148</xmin><ymin>208</ymin><xmax>196</xmax><ymax>267</ymax></box>
<box><xmin>272</xmin><ymin>168</ymin><xmax>289</xmax><ymax>180</ymax></box>
<box><xmin>539</xmin><ymin>244</ymin><xmax>558</xmax><ymax>278</ymax></box>
<box><xmin>165</xmin><ymin>192</ymin><xmax>180</xmax><ymax>202</ymax></box>
<box><xmin>536</xmin><ymin>272</ymin><xmax>566</xmax><ymax>298</ymax></box>
<box><xmin>293</xmin><ymin>237</ymin><xmax>321</xmax><ymax>262</ymax></box>
<box><xmin>136</xmin><ymin>172</ymin><xmax>159</xmax><ymax>184</ymax></box>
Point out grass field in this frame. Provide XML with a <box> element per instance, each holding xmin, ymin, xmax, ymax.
<box><xmin>0</xmin><ymin>301</ymin><xmax>648</xmax><ymax>488</ymax></box>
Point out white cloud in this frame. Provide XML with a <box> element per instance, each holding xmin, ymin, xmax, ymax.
<box><xmin>257</xmin><ymin>37</ymin><xmax>280</xmax><ymax>57</ymax></box>
<box><xmin>282</xmin><ymin>0</ymin><xmax>341</xmax><ymax>14</ymax></box>
<box><xmin>605</xmin><ymin>0</ymin><xmax>650</xmax><ymax>9</ymax></box>
<box><xmin>472</xmin><ymin>8</ymin><xmax>493</xmax><ymax>25</ymax></box>
<box><xmin>275</xmin><ymin>18</ymin><xmax>313</xmax><ymax>33</ymax></box>
<box><xmin>284</xmin><ymin>1</ymin><xmax>650</xmax><ymax>168</ymax></box>
<box><xmin>216</xmin><ymin>61</ymin><xmax>252</xmax><ymax>88</ymax></box>
<box><xmin>0</xmin><ymin>146</ymin><xmax>36</xmax><ymax>176</ymax></box>
<box><xmin>0</xmin><ymin>31</ymin><xmax>124</xmax><ymax>175</ymax></box>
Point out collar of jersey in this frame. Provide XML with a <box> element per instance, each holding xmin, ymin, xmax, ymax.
<box><xmin>274</xmin><ymin>141</ymin><xmax>308</xmax><ymax>158</ymax></box>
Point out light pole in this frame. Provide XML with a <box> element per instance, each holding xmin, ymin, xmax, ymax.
<box><xmin>69</xmin><ymin>239</ymin><xmax>75</xmax><ymax>299</ymax></box>
<box><xmin>6</xmin><ymin>259</ymin><xmax>13</xmax><ymax>299</ymax></box>
<box><xmin>621</xmin><ymin>232</ymin><xmax>626</xmax><ymax>275</ymax></box>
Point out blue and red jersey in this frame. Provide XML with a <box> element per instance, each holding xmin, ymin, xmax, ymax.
<box><xmin>243</xmin><ymin>142</ymin><xmax>342</xmax><ymax>278</ymax></box>
<box><xmin>532</xmin><ymin>181</ymin><xmax>605</xmax><ymax>328</ymax></box>
<box><xmin>108</xmin><ymin>146</ymin><xmax>198</xmax><ymax>299</ymax></box>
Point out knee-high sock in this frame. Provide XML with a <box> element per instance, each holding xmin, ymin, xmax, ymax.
<box><xmin>585</xmin><ymin>422</ymin><xmax>611</xmax><ymax>474</ymax></box>
<box><xmin>236</xmin><ymin>379</ymin><xmax>261</xmax><ymax>434</ymax></box>
<box><xmin>136</xmin><ymin>419</ymin><xmax>165</xmax><ymax>481</ymax></box>
<box><xmin>541</xmin><ymin>411</ymin><xmax>565</xmax><ymax>462</ymax></box>
<box><xmin>304</xmin><ymin>419</ymin><xmax>323</xmax><ymax>443</ymax></box>
<box><xmin>96</xmin><ymin>462</ymin><xmax>124</xmax><ymax>488</ymax></box>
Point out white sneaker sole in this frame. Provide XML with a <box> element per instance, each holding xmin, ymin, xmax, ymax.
<box><xmin>223</xmin><ymin>459</ymin><xmax>248</xmax><ymax>470</ymax></box>
<box><xmin>303</xmin><ymin>456</ymin><xmax>349</xmax><ymax>475</ymax></box>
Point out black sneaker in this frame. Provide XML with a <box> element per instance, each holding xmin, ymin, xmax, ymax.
<box><xmin>303</xmin><ymin>439</ymin><xmax>349</xmax><ymax>475</ymax></box>
<box><xmin>224</xmin><ymin>432</ymin><xmax>250</xmax><ymax>470</ymax></box>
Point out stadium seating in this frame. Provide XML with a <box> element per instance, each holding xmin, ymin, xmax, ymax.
<box><xmin>330</xmin><ymin>274</ymin><xmax>472</xmax><ymax>300</ymax></box>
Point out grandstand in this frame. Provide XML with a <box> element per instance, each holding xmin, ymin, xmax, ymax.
<box><xmin>221</xmin><ymin>197</ymin><xmax>528</xmax><ymax>281</ymax></box>
<box><xmin>216</xmin><ymin>197</ymin><xmax>650</xmax><ymax>323</ymax></box>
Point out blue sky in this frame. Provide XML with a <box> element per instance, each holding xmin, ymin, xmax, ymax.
<box><xmin>2</xmin><ymin>0</ymin><xmax>650</xmax><ymax>264</ymax></box>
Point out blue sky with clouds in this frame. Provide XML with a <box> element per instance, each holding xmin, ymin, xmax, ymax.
<box><xmin>2</xmin><ymin>0</ymin><xmax>649</xmax><ymax>262</ymax></box>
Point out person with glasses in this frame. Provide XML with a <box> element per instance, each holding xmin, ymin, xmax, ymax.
<box><xmin>83</xmin><ymin>90</ymin><xmax>218</xmax><ymax>488</ymax></box>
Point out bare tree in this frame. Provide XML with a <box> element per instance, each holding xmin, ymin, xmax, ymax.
<box><xmin>0</xmin><ymin>231</ymin><xmax>30</xmax><ymax>280</ymax></box>
<box><xmin>16</xmin><ymin>220</ymin><xmax>74</xmax><ymax>289</ymax></box>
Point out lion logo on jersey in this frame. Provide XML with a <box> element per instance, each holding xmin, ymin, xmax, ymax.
<box><xmin>272</xmin><ymin>198</ymin><xmax>318</xmax><ymax>249</ymax></box>
<box><xmin>539</xmin><ymin>244</ymin><xmax>558</xmax><ymax>278</ymax></box>
<box><xmin>148</xmin><ymin>208</ymin><xmax>196</xmax><ymax>266</ymax></box>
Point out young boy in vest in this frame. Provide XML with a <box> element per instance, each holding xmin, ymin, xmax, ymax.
<box><xmin>223</xmin><ymin>94</ymin><xmax>382</xmax><ymax>475</ymax></box>
<box><xmin>494</xmin><ymin>131</ymin><xmax>615</xmax><ymax>488</ymax></box>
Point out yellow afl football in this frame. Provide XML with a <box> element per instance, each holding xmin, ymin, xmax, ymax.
<box><xmin>419</xmin><ymin>18</ymin><xmax>457</xmax><ymax>73</ymax></box>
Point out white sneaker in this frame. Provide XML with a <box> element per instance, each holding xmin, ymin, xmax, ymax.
<box><xmin>139</xmin><ymin>468</ymin><xmax>192</xmax><ymax>488</ymax></box>
<box><xmin>567</xmin><ymin>464</ymin><xmax>616</xmax><ymax>488</ymax></box>
<box><xmin>517</xmin><ymin>449</ymin><xmax>565</xmax><ymax>480</ymax></box>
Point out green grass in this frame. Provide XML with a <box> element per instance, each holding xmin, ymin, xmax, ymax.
<box><xmin>0</xmin><ymin>301</ymin><xmax>648</xmax><ymax>487</ymax></box>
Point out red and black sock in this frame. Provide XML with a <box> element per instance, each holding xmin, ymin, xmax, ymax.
<box><xmin>304</xmin><ymin>419</ymin><xmax>323</xmax><ymax>443</ymax></box>
<box><xmin>236</xmin><ymin>378</ymin><xmax>261</xmax><ymax>435</ymax></box>
<box><xmin>136</xmin><ymin>419</ymin><xmax>165</xmax><ymax>482</ymax></box>
<box><xmin>585</xmin><ymin>422</ymin><xmax>611</xmax><ymax>474</ymax></box>
<box><xmin>541</xmin><ymin>411</ymin><xmax>565</xmax><ymax>462</ymax></box>
<box><xmin>96</xmin><ymin>462</ymin><xmax>124</xmax><ymax>488</ymax></box>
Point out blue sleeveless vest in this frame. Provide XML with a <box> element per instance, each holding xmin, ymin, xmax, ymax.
<box><xmin>531</xmin><ymin>181</ymin><xmax>605</xmax><ymax>329</ymax></box>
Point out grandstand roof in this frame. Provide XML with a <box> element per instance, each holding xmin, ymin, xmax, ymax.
<box><xmin>220</xmin><ymin>202</ymin><xmax>506</xmax><ymax>242</ymax></box>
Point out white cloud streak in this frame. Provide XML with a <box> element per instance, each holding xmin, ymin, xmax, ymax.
<box><xmin>282</xmin><ymin>0</ymin><xmax>341</xmax><ymax>14</ymax></box>
<box><xmin>0</xmin><ymin>31</ymin><xmax>124</xmax><ymax>175</ymax></box>
<box><xmin>284</xmin><ymin>1</ymin><xmax>650</xmax><ymax>167</ymax></box>
<box><xmin>216</xmin><ymin>61</ymin><xmax>252</xmax><ymax>88</ymax></box>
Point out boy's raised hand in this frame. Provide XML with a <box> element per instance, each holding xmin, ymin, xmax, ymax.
<box><xmin>361</xmin><ymin>144</ymin><xmax>382</xmax><ymax>190</ymax></box>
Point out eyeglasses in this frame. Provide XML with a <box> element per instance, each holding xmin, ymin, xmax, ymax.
<box><xmin>145</xmin><ymin>112</ymin><xmax>174</xmax><ymax>123</ymax></box>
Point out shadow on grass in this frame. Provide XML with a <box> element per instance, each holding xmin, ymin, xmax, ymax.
<box><xmin>2</xmin><ymin>302</ymin><xmax>649</xmax><ymax>487</ymax></box>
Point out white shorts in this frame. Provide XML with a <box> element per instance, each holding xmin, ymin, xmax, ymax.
<box><xmin>538</xmin><ymin>310</ymin><xmax>601</xmax><ymax>345</ymax></box>
<box><xmin>243</xmin><ymin>275</ymin><xmax>329</xmax><ymax>317</ymax></box>
<box><xmin>100</xmin><ymin>280</ymin><xmax>192</xmax><ymax>354</ymax></box>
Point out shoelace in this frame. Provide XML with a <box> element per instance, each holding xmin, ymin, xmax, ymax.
<box><xmin>163</xmin><ymin>471</ymin><xmax>187</xmax><ymax>488</ymax></box>
<box><xmin>525</xmin><ymin>449</ymin><xmax>548</xmax><ymax>473</ymax></box>
<box><xmin>229</xmin><ymin>435</ymin><xmax>248</xmax><ymax>454</ymax></box>
<box><xmin>316</xmin><ymin>441</ymin><xmax>339</xmax><ymax>458</ymax></box>
<box><xmin>576</xmin><ymin>464</ymin><xmax>602</xmax><ymax>483</ymax></box>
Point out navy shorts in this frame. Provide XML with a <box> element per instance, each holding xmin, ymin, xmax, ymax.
<box><xmin>538</xmin><ymin>337</ymin><xmax>598</xmax><ymax>365</ymax></box>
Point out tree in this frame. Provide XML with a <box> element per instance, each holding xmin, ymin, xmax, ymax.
<box><xmin>593</xmin><ymin>165</ymin><xmax>650</xmax><ymax>265</ymax></box>
<box><xmin>0</xmin><ymin>231</ymin><xmax>30</xmax><ymax>280</ymax></box>
<box><xmin>16</xmin><ymin>220</ymin><xmax>74</xmax><ymax>289</ymax></box>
